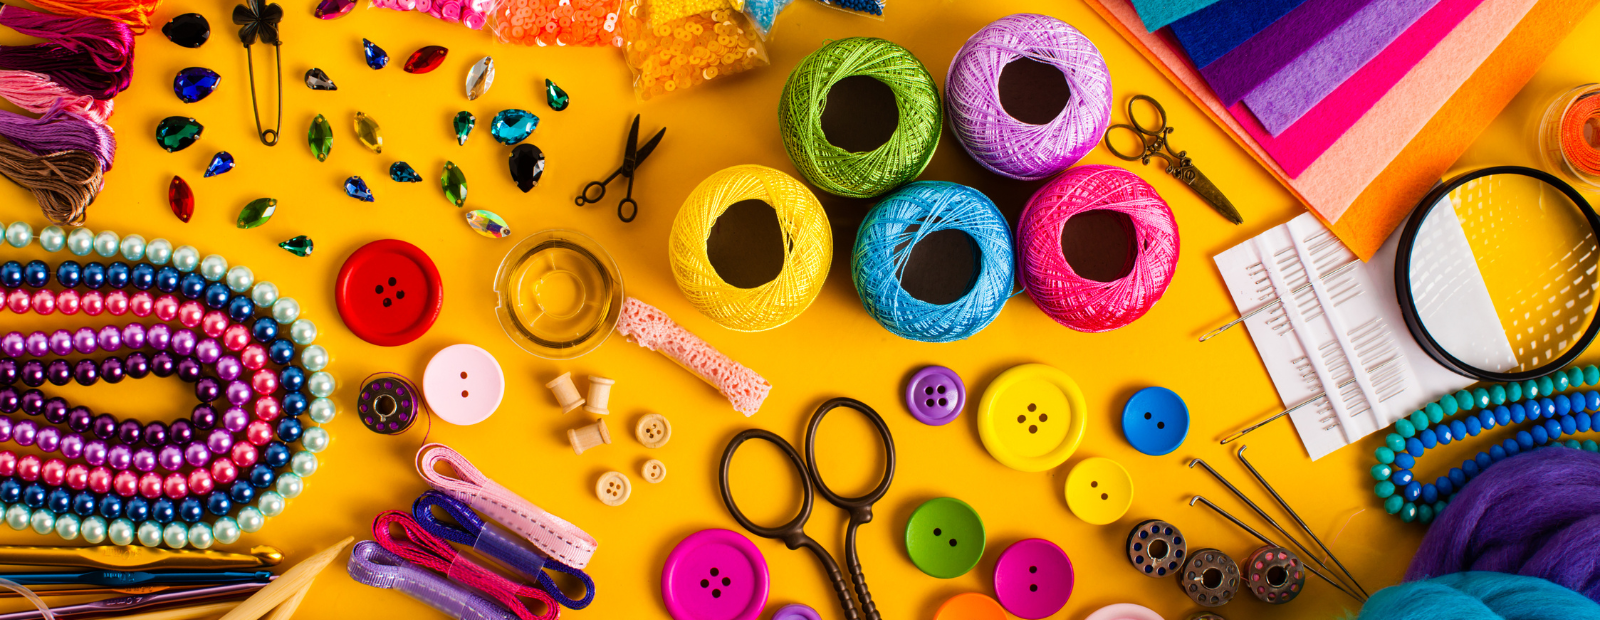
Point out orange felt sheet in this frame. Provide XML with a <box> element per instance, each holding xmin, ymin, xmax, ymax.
<box><xmin>1084</xmin><ymin>0</ymin><xmax>1598</xmax><ymax>260</ymax></box>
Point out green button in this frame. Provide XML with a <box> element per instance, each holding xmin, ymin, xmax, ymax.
<box><xmin>906</xmin><ymin>497</ymin><xmax>985</xmax><ymax>579</ymax></box>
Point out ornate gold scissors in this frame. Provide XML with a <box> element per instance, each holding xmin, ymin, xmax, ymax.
<box><xmin>1104</xmin><ymin>95</ymin><xmax>1242</xmax><ymax>225</ymax></box>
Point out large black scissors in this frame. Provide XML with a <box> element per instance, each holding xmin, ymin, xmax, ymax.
<box><xmin>575</xmin><ymin>114</ymin><xmax>664</xmax><ymax>223</ymax></box>
<box><xmin>718</xmin><ymin>397</ymin><xmax>895</xmax><ymax>620</ymax></box>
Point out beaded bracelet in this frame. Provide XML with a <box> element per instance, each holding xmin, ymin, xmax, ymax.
<box><xmin>0</xmin><ymin>221</ymin><xmax>337</xmax><ymax>549</ymax></box>
<box><xmin>1370</xmin><ymin>364</ymin><xmax>1600</xmax><ymax>524</ymax></box>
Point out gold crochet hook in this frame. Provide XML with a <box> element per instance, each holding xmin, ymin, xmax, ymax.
<box><xmin>1105</xmin><ymin>95</ymin><xmax>1243</xmax><ymax>225</ymax></box>
<box><xmin>0</xmin><ymin>544</ymin><xmax>282</xmax><ymax>571</ymax></box>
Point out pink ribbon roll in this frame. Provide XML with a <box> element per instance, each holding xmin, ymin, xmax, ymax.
<box><xmin>416</xmin><ymin>444</ymin><xmax>599</xmax><ymax>569</ymax></box>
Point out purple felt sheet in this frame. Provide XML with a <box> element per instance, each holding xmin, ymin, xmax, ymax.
<box><xmin>1242</xmin><ymin>0</ymin><xmax>1443</xmax><ymax>135</ymax></box>
<box><xmin>1198</xmin><ymin>0</ymin><xmax>1371</xmax><ymax>106</ymax></box>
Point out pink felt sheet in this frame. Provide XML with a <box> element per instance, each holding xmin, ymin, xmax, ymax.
<box><xmin>1096</xmin><ymin>0</ymin><xmax>1535</xmax><ymax>223</ymax></box>
<box><xmin>1233</xmin><ymin>0</ymin><xmax>1485</xmax><ymax>177</ymax></box>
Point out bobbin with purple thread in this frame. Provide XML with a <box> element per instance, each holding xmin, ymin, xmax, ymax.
<box><xmin>359</xmin><ymin>373</ymin><xmax>419</xmax><ymax>435</ymax></box>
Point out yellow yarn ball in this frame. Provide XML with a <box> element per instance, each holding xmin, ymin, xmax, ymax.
<box><xmin>669</xmin><ymin>164</ymin><xmax>832</xmax><ymax>331</ymax></box>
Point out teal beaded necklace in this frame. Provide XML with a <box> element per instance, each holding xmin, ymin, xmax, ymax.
<box><xmin>1369</xmin><ymin>364</ymin><xmax>1600</xmax><ymax>524</ymax></box>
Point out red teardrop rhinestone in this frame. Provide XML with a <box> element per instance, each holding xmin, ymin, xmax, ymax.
<box><xmin>404</xmin><ymin>46</ymin><xmax>449</xmax><ymax>74</ymax></box>
<box><xmin>168</xmin><ymin>175</ymin><xmax>194</xmax><ymax>223</ymax></box>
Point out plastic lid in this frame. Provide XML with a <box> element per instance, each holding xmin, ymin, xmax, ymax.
<box><xmin>495</xmin><ymin>229</ymin><xmax>624</xmax><ymax>360</ymax></box>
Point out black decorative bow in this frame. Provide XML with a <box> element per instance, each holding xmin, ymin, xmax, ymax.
<box><xmin>234</xmin><ymin>0</ymin><xmax>284</xmax><ymax>46</ymax></box>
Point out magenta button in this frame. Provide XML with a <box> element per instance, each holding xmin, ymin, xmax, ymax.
<box><xmin>662</xmin><ymin>529</ymin><xmax>769</xmax><ymax>620</ymax></box>
<box><xmin>993</xmin><ymin>538</ymin><xmax>1074</xmax><ymax>619</ymax></box>
<box><xmin>906</xmin><ymin>366</ymin><xmax>966</xmax><ymax>425</ymax></box>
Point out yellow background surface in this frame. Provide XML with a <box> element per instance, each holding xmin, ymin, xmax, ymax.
<box><xmin>1</xmin><ymin>0</ymin><xmax>1599</xmax><ymax>619</ymax></box>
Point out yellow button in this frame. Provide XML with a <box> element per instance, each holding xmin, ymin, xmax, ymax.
<box><xmin>1064</xmin><ymin>457</ymin><xmax>1133</xmax><ymax>525</ymax></box>
<box><xmin>977</xmin><ymin>364</ymin><xmax>1086</xmax><ymax>472</ymax></box>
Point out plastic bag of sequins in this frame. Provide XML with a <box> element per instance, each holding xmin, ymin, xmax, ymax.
<box><xmin>367</xmin><ymin>0</ymin><xmax>497</xmax><ymax>30</ymax></box>
<box><xmin>619</xmin><ymin>0</ymin><xmax>770</xmax><ymax>100</ymax></box>
<box><xmin>489</xmin><ymin>0</ymin><xmax>624</xmax><ymax>46</ymax></box>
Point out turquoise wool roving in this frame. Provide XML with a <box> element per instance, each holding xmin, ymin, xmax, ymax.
<box><xmin>1356</xmin><ymin>572</ymin><xmax>1600</xmax><ymax>620</ymax></box>
<box><xmin>851</xmin><ymin>181</ymin><xmax>1013</xmax><ymax>342</ymax></box>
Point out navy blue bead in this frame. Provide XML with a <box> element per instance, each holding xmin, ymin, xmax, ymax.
<box><xmin>276</xmin><ymin>417</ymin><xmax>302</xmax><ymax>443</ymax></box>
<box><xmin>0</xmin><ymin>480</ymin><xmax>20</xmax><ymax>504</ymax></box>
<box><xmin>248</xmin><ymin>464</ymin><xmax>274</xmax><ymax>489</ymax></box>
<box><xmin>130</xmin><ymin>263</ymin><xmax>155</xmax><ymax>290</ymax></box>
<box><xmin>1562</xmin><ymin>415</ymin><xmax>1578</xmax><ymax>436</ymax></box>
<box><xmin>1505</xmin><ymin>437</ymin><xmax>1522</xmax><ymax>456</ymax></box>
<box><xmin>1450</xmin><ymin>420</ymin><xmax>1468</xmax><ymax>440</ymax></box>
<box><xmin>125</xmin><ymin>497</ymin><xmax>150</xmax><ymax>522</ymax></box>
<box><xmin>1403</xmin><ymin>481</ymin><xmax>1422</xmax><ymax>502</ymax></box>
<box><xmin>22</xmin><ymin>260</ymin><xmax>49</xmax><ymax>288</ymax></box>
<box><xmin>206</xmin><ymin>493</ymin><xmax>232</xmax><ymax>516</ymax></box>
<box><xmin>282</xmin><ymin>392</ymin><xmax>307</xmax><ymax>417</ymax></box>
<box><xmin>1465</xmin><ymin>416</ymin><xmax>1483</xmax><ymax>436</ymax></box>
<box><xmin>1490</xmin><ymin>445</ymin><xmax>1508</xmax><ymax>462</ymax></box>
<box><xmin>1391</xmin><ymin>469</ymin><xmax>1415</xmax><ymax>486</ymax></box>
<box><xmin>155</xmin><ymin>267</ymin><xmax>180</xmax><ymax>293</ymax></box>
<box><xmin>1420</xmin><ymin>428</ymin><xmax>1439</xmax><ymax>449</ymax></box>
<box><xmin>1517</xmin><ymin>430</ymin><xmax>1535</xmax><ymax>449</ymax></box>
<box><xmin>179</xmin><ymin>498</ymin><xmax>204</xmax><ymax>523</ymax></box>
<box><xmin>1435</xmin><ymin>477</ymin><xmax>1454</xmax><ymax>496</ymax></box>
<box><xmin>1557</xmin><ymin>395</ymin><xmax>1573</xmax><ymax>416</ymax></box>
<box><xmin>269</xmin><ymin>340</ymin><xmax>296</xmax><ymax>365</ymax></box>
<box><xmin>72</xmin><ymin>491</ymin><xmax>95</xmax><ymax>516</ymax></box>
<box><xmin>55</xmin><ymin>261</ymin><xmax>81</xmax><ymax>287</ymax></box>
<box><xmin>204</xmin><ymin>283</ymin><xmax>231</xmax><ymax>309</ymax></box>
<box><xmin>1395</xmin><ymin>453</ymin><xmax>1416</xmax><ymax>470</ymax></box>
<box><xmin>106</xmin><ymin>262</ymin><xmax>130</xmax><ymax>288</ymax></box>
<box><xmin>80</xmin><ymin>262</ymin><xmax>104</xmax><ymax>288</ymax></box>
<box><xmin>98</xmin><ymin>495</ymin><xmax>123</xmax><ymax>519</ymax></box>
<box><xmin>229</xmin><ymin>480</ymin><xmax>255</xmax><ymax>504</ymax></box>
<box><xmin>1406</xmin><ymin>437</ymin><xmax>1425</xmax><ymax>457</ymax></box>
<box><xmin>263</xmin><ymin>442</ymin><xmax>290</xmax><ymax>468</ymax></box>
<box><xmin>227</xmin><ymin>296</ymin><xmax>255</xmax><ymax>322</ymax></box>
<box><xmin>179</xmin><ymin>273</ymin><xmax>206</xmax><ymax>299</ymax></box>
<box><xmin>0</xmin><ymin>261</ymin><xmax>21</xmax><ymax>288</ymax></box>
<box><xmin>252</xmin><ymin>317</ymin><xmax>278</xmax><ymax>343</ymax></box>
<box><xmin>1475</xmin><ymin>452</ymin><xmax>1492</xmax><ymax>470</ymax></box>
<box><xmin>151</xmin><ymin>498</ymin><xmax>175</xmax><ymax>524</ymax></box>
<box><xmin>1532</xmin><ymin>425</ymin><xmax>1550</xmax><ymax>445</ymax></box>
<box><xmin>1494</xmin><ymin>405</ymin><xmax>1511</xmax><ymax>426</ymax></box>
<box><xmin>45</xmin><ymin>488</ymin><xmax>69</xmax><ymax>513</ymax></box>
<box><xmin>21</xmin><ymin>484</ymin><xmax>45</xmax><ymax>508</ymax></box>
<box><xmin>1421</xmin><ymin>483</ymin><xmax>1439</xmax><ymax>503</ymax></box>
<box><xmin>1463</xmin><ymin>459</ymin><xmax>1481</xmax><ymax>478</ymax></box>
<box><xmin>1449</xmin><ymin>467</ymin><xmax>1467</xmax><ymax>486</ymax></box>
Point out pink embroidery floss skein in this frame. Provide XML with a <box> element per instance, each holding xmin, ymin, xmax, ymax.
<box><xmin>0</xmin><ymin>6</ymin><xmax>136</xmax><ymax>99</ymax></box>
<box><xmin>0</xmin><ymin>70</ymin><xmax>114</xmax><ymax>124</ymax></box>
<box><xmin>1017</xmin><ymin>165</ymin><xmax>1179</xmax><ymax>332</ymax></box>
<box><xmin>946</xmin><ymin>13</ymin><xmax>1112</xmax><ymax>181</ymax></box>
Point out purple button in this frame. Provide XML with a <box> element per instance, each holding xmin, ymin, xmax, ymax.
<box><xmin>770</xmin><ymin>604</ymin><xmax>821</xmax><ymax>620</ymax></box>
<box><xmin>906</xmin><ymin>366</ymin><xmax>966</xmax><ymax>426</ymax></box>
<box><xmin>661</xmin><ymin>529</ymin><xmax>769</xmax><ymax>620</ymax></box>
<box><xmin>993</xmin><ymin>538</ymin><xmax>1074</xmax><ymax>619</ymax></box>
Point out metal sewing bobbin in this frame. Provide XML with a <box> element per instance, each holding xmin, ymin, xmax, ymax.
<box><xmin>1245</xmin><ymin>546</ymin><xmax>1305</xmax><ymax>604</ymax></box>
<box><xmin>1125</xmin><ymin>519</ymin><xmax>1186</xmax><ymax>578</ymax></box>
<box><xmin>546</xmin><ymin>372</ymin><xmax>586</xmax><ymax>413</ymax></box>
<box><xmin>357</xmin><ymin>372</ymin><xmax>420</xmax><ymax>435</ymax></box>
<box><xmin>585</xmin><ymin>376</ymin><xmax>615</xmax><ymax>415</ymax></box>
<box><xmin>1178</xmin><ymin>548</ymin><xmax>1239</xmax><ymax>607</ymax></box>
<box><xmin>568</xmin><ymin>419</ymin><xmax>611</xmax><ymax>455</ymax></box>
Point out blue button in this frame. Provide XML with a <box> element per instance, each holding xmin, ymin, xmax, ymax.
<box><xmin>1121</xmin><ymin>386</ymin><xmax>1189</xmax><ymax>456</ymax></box>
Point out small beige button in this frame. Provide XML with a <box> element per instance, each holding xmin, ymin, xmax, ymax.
<box><xmin>642</xmin><ymin>459</ymin><xmax>667</xmax><ymax>483</ymax></box>
<box><xmin>585</xmin><ymin>376</ymin><xmax>615</xmax><ymax>415</ymax></box>
<box><xmin>596</xmin><ymin>471</ymin><xmax>631</xmax><ymax>506</ymax></box>
<box><xmin>636</xmin><ymin>413</ymin><xmax>672</xmax><ymax>449</ymax></box>
<box><xmin>545</xmin><ymin>372</ymin><xmax>586</xmax><ymax>414</ymax></box>
<box><xmin>568</xmin><ymin>419</ymin><xmax>611</xmax><ymax>456</ymax></box>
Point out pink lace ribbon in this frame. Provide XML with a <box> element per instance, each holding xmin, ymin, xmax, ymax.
<box><xmin>415</xmin><ymin>443</ymin><xmax>598</xmax><ymax>569</ymax></box>
<box><xmin>614</xmin><ymin>297</ymin><xmax>771</xmax><ymax>416</ymax></box>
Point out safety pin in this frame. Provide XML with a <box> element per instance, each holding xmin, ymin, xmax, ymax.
<box><xmin>1219</xmin><ymin>357</ymin><xmax>1400</xmax><ymax>445</ymax></box>
<box><xmin>1189</xmin><ymin>495</ymin><xmax>1366</xmax><ymax>603</ymax></box>
<box><xmin>1238</xmin><ymin>445</ymin><xmax>1369</xmax><ymax>599</ymax></box>
<box><xmin>1200</xmin><ymin>259</ymin><xmax>1362</xmax><ymax>342</ymax></box>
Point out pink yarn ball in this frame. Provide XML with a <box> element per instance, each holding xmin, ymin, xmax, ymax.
<box><xmin>1017</xmin><ymin>165</ymin><xmax>1179</xmax><ymax>332</ymax></box>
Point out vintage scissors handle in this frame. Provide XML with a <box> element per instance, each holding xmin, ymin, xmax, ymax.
<box><xmin>574</xmin><ymin>169</ymin><xmax>620</xmax><ymax>207</ymax></box>
<box><xmin>803</xmin><ymin>398</ymin><xmax>892</xmax><ymax>620</ymax></box>
<box><xmin>1103</xmin><ymin>95</ymin><xmax>1179</xmax><ymax>167</ymax></box>
<box><xmin>719</xmin><ymin>428</ymin><xmax>862</xmax><ymax>620</ymax></box>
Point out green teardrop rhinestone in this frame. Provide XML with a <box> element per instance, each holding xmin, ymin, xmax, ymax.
<box><xmin>237</xmin><ymin>198</ymin><xmax>277</xmax><ymax>229</ymax></box>
<box><xmin>546</xmin><ymin>78</ymin><xmax>569</xmax><ymax>111</ymax></box>
<box><xmin>454</xmin><ymin>111</ymin><xmax>475</xmax><ymax>146</ymax></box>
<box><xmin>308</xmin><ymin>114</ymin><xmax>333</xmax><ymax>162</ymax></box>
<box><xmin>278</xmin><ymin>235</ymin><xmax>314</xmax><ymax>257</ymax></box>
<box><xmin>441</xmin><ymin>161</ymin><xmax>467</xmax><ymax>208</ymax></box>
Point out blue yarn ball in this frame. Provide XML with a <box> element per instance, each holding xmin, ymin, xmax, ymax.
<box><xmin>851</xmin><ymin>181</ymin><xmax>1013</xmax><ymax>342</ymax></box>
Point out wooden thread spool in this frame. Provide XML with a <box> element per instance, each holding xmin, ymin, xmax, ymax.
<box><xmin>568</xmin><ymin>419</ymin><xmax>611</xmax><ymax>455</ymax></box>
<box><xmin>546</xmin><ymin>372</ymin><xmax>586</xmax><ymax>414</ymax></box>
<box><xmin>585</xmin><ymin>376</ymin><xmax>615</xmax><ymax>415</ymax></box>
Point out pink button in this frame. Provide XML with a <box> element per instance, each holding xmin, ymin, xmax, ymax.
<box><xmin>993</xmin><ymin>538</ymin><xmax>1074</xmax><ymax>619</ymax></box>
<box><xmin>661</xmin><ymin>529</ymin><xmax>768</xmax><ymax>620</ymax></box>
<box><xmin>422</xmin><ymin>344</ymin><xmax>505</xmax><ymax>426</ymax></box>
<box><xmin>1084</xmin><ymin>603</ymin><xmax>1164</xmax><ymax>620</ymax></box>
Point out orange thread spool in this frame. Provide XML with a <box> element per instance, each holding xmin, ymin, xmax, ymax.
<box><xmin>1560</xmin><ymin>94</ymin><xmax>1600</xmax><ymax>176</ymax></box>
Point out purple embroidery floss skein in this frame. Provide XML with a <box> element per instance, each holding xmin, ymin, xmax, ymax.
<box><xmin>946</xmin><ymin>13</ymin><xmax>1112</xmax><ymax>181</ymax></box>
<box><xmin>0</xmin><ymin>100</ymin><xmax>117</xmax><ymax>172</ymax></box>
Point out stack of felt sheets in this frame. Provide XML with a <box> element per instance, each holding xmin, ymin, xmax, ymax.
<box><xmin>1086</xmin><ymin>0</ymin><xmax>1599</xmax><ymax>259</ymax></box>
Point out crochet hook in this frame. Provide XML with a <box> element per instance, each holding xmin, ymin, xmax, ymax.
<box><xmin>0</xmin><ymin>569</ymin><xmax>273</xmax><ymax>586</ymax></box>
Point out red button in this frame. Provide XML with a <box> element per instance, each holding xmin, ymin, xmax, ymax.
<box><xmin>335</xmin><ymin>240</ymin><xmax>443</xmax><ymax>346</ymax></box>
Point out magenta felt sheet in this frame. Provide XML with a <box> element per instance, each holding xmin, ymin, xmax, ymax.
<box><xmin>1229</xmin><ymin>0</ymin><xmax>1484</xmax><ymax>178</ymax></box>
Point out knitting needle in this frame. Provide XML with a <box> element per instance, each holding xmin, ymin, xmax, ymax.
<box><xmin>1238</xmin><ymin>445</ymin><xmax>1371</xmax><ymax>599</ymax></box>
<box><xmin>1200</xmin><ymin>258</ymin><xmax>1362</xmax><ymax>342</ymax></box>
<box><xmin>1219</xmin><ymin>356</ymin><xmax>1400</xmax><ymax>445</ymax></box>
<box><xmin>1188</xmin><ymin>459</ymin><xmax>1360</xmax><ymax>594</ymax></box>
<box><xmin>1188</xmin><ymin>495</ymin><xmax>1365</xmax><ymax>603</ymax></box>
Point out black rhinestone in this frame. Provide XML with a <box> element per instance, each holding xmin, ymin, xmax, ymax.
<box><xmin>508</xmin><ymin>143</ymin><xmax>545</xmax><ymax>193</ymax></box>
<box><xmin>163</xmin><ymin>13</ymin><xmax>210</xmax><ymax>48</ymax></box>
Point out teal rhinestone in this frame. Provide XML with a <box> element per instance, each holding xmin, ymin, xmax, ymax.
<box><xmin>489</xmin><ymin>109</ymin><xmax>538</xmax><ymax>145</ymax></box>
<box><xmin>1555</xmin><ymin>372</ymin><xmax>1570</xmax><ymax>393</ymax></box>
<box><xmin>1585</xmin><ymin>365</ymin><xmax>1599</xmax><ymax>386</ymax></box>
<box><xmin>1472</xmin><ymin>388</ymin><xmax>1490</xmax><ymax>409</ymax></box>
<box><xmin>1489</xmin><ymin>384</ymin><xmax>1506</xmax><ymax>405</ymax></box>
<box><xmin>454</xmin><ymin>111</ymin><xmax>475</xmax><ymax>146</ymax></box>
<box><xmin>1374</xmin><ymin>481</ymin><xmax>1396</xmax><ymax>498</ymax></box>
<box><xmin>1385</xmin><ymin>434</ymin><xmax>1406</xmax><ymax>452</ymax></box>
<box><xmin>1454</xmin><ymin>390</ymin><xmax>1473</xmax><ymax>411</ymax></box>
<box><xmin>278</xmin><ymin>235</ymin><xmax>313</xmax><ymax>257</ymax></box>
<box><xmin>545</xmin><ymin>78</ymin><xmax>569</xmax><ymax>111</ymax></box>
<box><xmin>1376</xmin><ymin>446</ymin><xmax>1396</xmax><ymax>464</ymax></box>
<box><xmin>1524</xmin><ymin>380</ymin><xmax>1540</xmax><ymax>399</ymax></box>
<box><xmin>1395</xmin><ymin>418</ymin><xmax>1415</xmax><ymax>438</ymax></box>
<box><xmin>1439</xmin><ymin>397</ymin><xmax>1458</xmax><ymax>416</ymax></box>
<box><xmin>1384</xmin><ymin>495</ymin><xmax>1404</xmax><ymax>515</ymax></box>
<box><xmin>1371</xmin><ymin>464</ymin><xmax>1393</xmax><ymax>482</ymax></box>
<box><xmin>156</xmin><ymin>116</ymin><xmax>204</xmax><ymax>152</ymax></box>
<box><xmin>1418</xmin><ymin>504</ymin><xmax>1434</xmax><ymax>524</ymax></box>
<box><xmin>1401</xmin><ymin>502</ymin><xmax>1418</xmax><ymax>523</ymax></box>
<box><xmin>1506</xmin><ymin>381</ymin><xmax>1522</xmax><ymax>402</ymax></box>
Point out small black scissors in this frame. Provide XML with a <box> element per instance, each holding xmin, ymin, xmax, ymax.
<box><xmin>718</xmin><ymin>397</ymin><xmax>895</xmax><ymax>620</ymax></box>
<box><xmin>575</xmin><ymin>115</ymin><xmax>665</xmax><ymax>223</ymax></box>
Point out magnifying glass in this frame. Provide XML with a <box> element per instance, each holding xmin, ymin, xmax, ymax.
<box><xmin>1395</xmin><ymin>166</ymin><xmax>1600</xmax><ymax>382</ymax></box>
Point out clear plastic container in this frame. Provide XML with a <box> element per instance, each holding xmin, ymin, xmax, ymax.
<box><xmin>1538</xmin><ymin>83</ymin><xmax>1600</xmax><ymax>191</ymax></box>
<box><xmin>494</xmin><ymin>230</ymin><xmax>624</xmax><ymax>359</ymax></box>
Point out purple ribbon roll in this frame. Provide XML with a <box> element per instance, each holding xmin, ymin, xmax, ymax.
<box><xmin>347</xmin><ymin>540</ymin><xmax>519</xmax><ymax>620</ymax></box>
